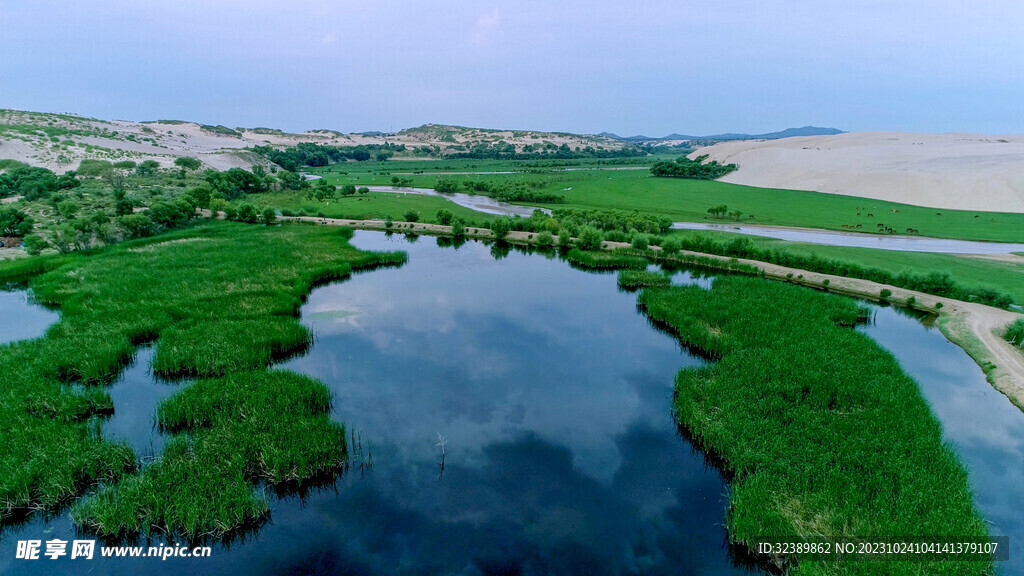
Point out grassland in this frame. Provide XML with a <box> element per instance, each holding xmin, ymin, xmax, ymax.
<box><xmin>306</xmin><ymin>159</ymin><xmax>1024</xmax><ymax>243</ymax></box>
<box><xmin>639</xmin><ymin>277</ymin><xmax>990</xmax><ymax>575</ymax></box>
<box><xmin>238</xmin><ymin>190</ymin><xmax>497</xmax><ymax>226</ymax></box>
<box><xmin>0</xmin><ymin>221</ymin><xmax>406</xmax><ymax>538</ymax></box>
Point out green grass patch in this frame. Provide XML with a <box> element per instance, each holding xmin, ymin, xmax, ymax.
<box><xmin>73</xmin><ymin>370</ymin><xmax>344</xmax><ymax>539</ymax></box>
<box><xmin>152</xmin><ymin>317</ymin><xmax>312</xmax><ymax>378</ymax></box>
<box><xmin>617</xmin><ymin>269</ymin><xmax>670</xmax><ymax>290</ymax></box>
<box><xmin>240</xmin><ymin>190</ymin><xmax>496</xmax><ymax>226</ymax></box>
<box><xmin>0</xmin><ymin>220</ymin><xmax>406</xmax><ymax>536</ymax></box>
<box><xmin>564</xmin><ymin>248</ymin><xmax>648</xmax><ymax>270</ymax></box>
<box><xmin>638</xmin><ymin>277</ymin><xmax>989</xmax><ymax>575</ymax></box>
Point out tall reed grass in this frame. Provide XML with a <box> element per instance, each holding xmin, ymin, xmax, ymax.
<box><xmin>0</xmin><ymin>221</ymin><xmax>405</xmax><ymax>536</ymax></box>
<box><xmin>638</xmin><ymin>277</ymin><xmax>989</xmax><ymax>575</ymax></box>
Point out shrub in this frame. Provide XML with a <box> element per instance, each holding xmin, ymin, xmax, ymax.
<box><xmin>22</xmin><ymin>234</ymin><xmax>48</xmax><ymax>255</ymax></box>
<box><xmin>0</xmin><ymin>207</ymin><xmax>33</xmax><ymax>236</ymax></box>
<box><xmin>261</xmin><ymin>207</ymin><xmax>277</xmax><ymax>225</ymax></box>
<box><xmin>402</xmin><ymin>210</ymin><xmax>420</xmax><ymax>223</ymax></box>
<box><xmin>118</xmin><ymin>213</ymin><xmax>155</xmax><ymax>239</ymax></box>
<box><xmin>906</xmin><ymin>296</ymin><xmax>917</xmax><ymax>307</ymax></box>
<box><xmin>880</xmin><ymin>288</ymin><xmax>893</xmax><ymax>300</ymax></box>
<box><xmin>577</xmin><ymin>226</ymin><xmax>604</xmax><ymax>251</ymax></box>
<box><xmin>490</xmin><ymin>217</ymin><xmax>512</xmax><ymax>239</ymax></box>
<box><xmin>434</xmin><ymin>178</ymin><xmax>460</xmax><ymax>193</ymax></box>
<box><xmin>235</xmin><ymin>203</ymin><xmax>259</xmax><ymax>224</ymax></box>
<box><xmin>451</xmin><ymin>219</ymin><xmax>465</xmax><ymax>238</ymax></box>
<box><xmin>174</xmin><ymin>157</ymin><xmax>202</xmax><ymax>170</ymax></box>
<box><xmin>1005</xmin><ymin>319</ymin><xmax>1024</xmax><ymax>348</ymax></box>
<box><xmin>436</xmin><ymin>209</ymin><xmax>454</xmax><ymax>225</ymax></box>
<box><xmin>630</xmin><ymin>233</ymin><xmax>650</xmax><ymax>251</ymax></box>
<box><xmin>659</xmin><ymin>237</ymin><xmax>680</xmax><ymax>254</ymax></box>
<box><xmin>536</xmin><ymin>230</ymin><xmax>554</xmax><ymax>247</ymax></box>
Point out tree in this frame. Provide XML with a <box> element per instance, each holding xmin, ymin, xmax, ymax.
<box><xmin>707</xmin><ymin>205</ymin><xmax>728</xmax><ymax>219</ymax></box>
<box><xmin>358</xmin><ymin>186</ymin><xmax>369</xmax><ymax>195</ymax></box>
<box><xmin>436</xmin><ymin>209</ymin><xmax>454</xmax><ymax>225</ymax></box>
<box><xmin>148</xmin><ymin>199</ymin><xmax>194</xmax><ymax>229</ymax></box>
<box><xmin>174</xmin><ymin>156</ymin><xmax>202</xmax><ymax>170</ymax></box>
<box><xmin>435</xmin><ymin>178</ymin><xmax>460</xmax><ymax>193</ymax></box>
<box><xmin>0</xmin><ymin>207</ymin><xmax>33</xmax><ymax>237</ymax></box>
<box><xmin>278</xmin><ymin>170</ymin><xmax>307</xmax><ymax>191</ymax></box>
<box><xmin>340</xmin><ymin>184</ymin><xmax>357</xmax><ymax>196</ymax></box>
<box><xmin>204</xmin><ymin>168</ymin><xmax>269</xmax><ymax>200</ymax></box>
<box><xmin>451</xmin><ymin>219</ymin><xmax>465</xmax><ymax>238</ymax></box>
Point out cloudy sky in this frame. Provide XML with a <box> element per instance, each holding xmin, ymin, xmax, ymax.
<box><xmin>2</xmin><ymin>1</ymin><xmax>1023</xmax><ymax>135</ymax></box>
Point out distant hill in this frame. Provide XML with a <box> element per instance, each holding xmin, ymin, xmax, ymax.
<box><xmin>601</xmin><ymin>126</ymin><xmax>845</xmax><ymax>142</ymax></box>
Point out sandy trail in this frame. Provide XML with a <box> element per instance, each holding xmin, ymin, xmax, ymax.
<box><xmin>284</xmin><ymin>215</ymin><xmax>1024</xmax><ymax>408</ymax></box>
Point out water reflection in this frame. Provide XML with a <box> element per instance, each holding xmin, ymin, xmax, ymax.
<box><xmin>860</xmin><ymin>307</ymin><xmax>1024</xmax><ymax>574</ymax></box>
<box><xmin>0</xmin><ymin>289</ymin><xmax>58</xmax><ymax>345</ymax></box>
<box><xmin>5</xmin><ymin>232</ymin><xmax>1020</xmax><ymax>575</ymax></box>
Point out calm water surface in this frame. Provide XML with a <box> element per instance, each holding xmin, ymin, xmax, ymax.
<box><xmin>0</xmin><ymin>289</ymin><xmax>58</xmax><ymax>345</ymax></box>
<box><xmin>2</xmin><ymin>232</ymin><xmax>1021</xmax><ymax>575</ymax></box>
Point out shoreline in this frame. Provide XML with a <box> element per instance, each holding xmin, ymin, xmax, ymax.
<box><xmin>284</xmin><ymin>215</ymin><xmax>1024</xmax><ymax>410</ymax></box>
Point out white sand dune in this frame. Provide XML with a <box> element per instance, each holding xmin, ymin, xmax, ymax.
<box><xmin>693</xmin><ymin>132</ymin><xmax>1024</xmax><ymax>213</ymax></box>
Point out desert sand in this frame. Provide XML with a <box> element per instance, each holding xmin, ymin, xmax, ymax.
<box><xmin>692</xmin><ymin>132</ymin><xmax>1024</xmax><ymax>213</ymax></box>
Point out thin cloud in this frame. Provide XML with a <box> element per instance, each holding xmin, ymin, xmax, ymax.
<box><xmin>471</xmin><ymin>9</ymin><xmax>500</xmax><ymax>45</ymax></box>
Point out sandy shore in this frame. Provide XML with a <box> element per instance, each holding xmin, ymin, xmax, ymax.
<box><xmin>693</xmin><ymin>132</ymin><xmax>1024</xmax><ymax>213</ymax></box>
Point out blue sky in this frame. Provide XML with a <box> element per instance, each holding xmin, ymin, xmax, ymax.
<box><xmin>2</xmin><ymin>1</ymin><xmax>1023</xmax><ymax>135</ymax></box>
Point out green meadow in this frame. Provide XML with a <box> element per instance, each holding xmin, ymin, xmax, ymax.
<box><xmin>307</xmin><ymin>159</ymin><xmax>1024</xmax><ymax>243</ymax></box>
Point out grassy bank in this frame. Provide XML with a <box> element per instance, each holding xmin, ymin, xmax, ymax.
<box><xmin>638</xmin><ymin>277</ymin><xmax>989</xmax><ymax>575</ymax></box>
<box><xmin>0</xmin><ymin>220</ymin><xmax>405</xmax><ymax>537</ymax></box>
<box><xmin>667</xmin><ymin>230</ymin><xmax>1024</xmax><ymax>307</ymax></box>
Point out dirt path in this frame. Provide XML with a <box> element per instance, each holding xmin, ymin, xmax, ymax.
<box><xmin>285</xmin><ymin>216</ymin><xmax>1024</xmax><ymax>408</ymax></box>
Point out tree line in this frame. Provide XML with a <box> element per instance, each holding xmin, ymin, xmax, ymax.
<box><xmin>650</xmin><ymin>154</ymin><xmax>737</xmax><ymax>180</ymax></box>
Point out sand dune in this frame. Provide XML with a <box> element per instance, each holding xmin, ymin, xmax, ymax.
<box><xmin>692</xmin><ymin>132</ymin><xmax>1024</xmax><ymax>213</ymax></box>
